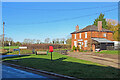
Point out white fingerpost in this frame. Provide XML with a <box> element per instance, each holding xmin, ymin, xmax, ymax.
<box><xmin>9</xmin><ymin>42</ymin><xmax>11</xmax><ymax>53</ymax></box>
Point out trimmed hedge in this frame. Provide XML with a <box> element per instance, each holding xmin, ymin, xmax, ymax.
<box><xmin>22</xmin><ymin>44</ymin><xmax>71</xmax><ymax>50</ymax></box>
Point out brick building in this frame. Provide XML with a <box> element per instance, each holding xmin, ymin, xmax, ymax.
<box><xmin>71</xmin><ymin>21</ymin><xmax>114</xmax><ymax>51</ymax></box>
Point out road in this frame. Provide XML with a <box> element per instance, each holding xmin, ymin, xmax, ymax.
<box><xmin>2</xmin><ymin>65</ymin><xmax>51</xmax><ymax>79</ymax></box>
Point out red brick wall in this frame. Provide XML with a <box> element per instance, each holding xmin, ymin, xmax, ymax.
<box><xmin>71</xmin><ymin>31</ymin><xmax>114</xmax><ymax>50</ymax></box>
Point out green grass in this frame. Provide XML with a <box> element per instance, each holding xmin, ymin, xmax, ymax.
<box><xmin>0</xmin><ymin>46</ymin><xmax>19</xmax><ymax>49</ymax></box>
<box><xmin>7</xmin><ymin>49</ymin><xmax>32</xmax><ymax>55</ymax></box>
<box><xmin>96</xmin><ymin>50</ymin><xmax>119</xmax><ymax>55</ymax></box>
<box><xmin>3</xmin><ymin>52</ymin><xmax>119</xmax><ymax>78</ymax></box>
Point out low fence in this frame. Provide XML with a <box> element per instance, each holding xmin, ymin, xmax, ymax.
<box><xmin>54</xmin><ymin>50</ymin><xmax>70</xmax><ymax>55</ymax></box>
<box><xmin>22</xmin><ymin>44</ymin><xmax>71</xmax><ymax>50</ymax></box>
<box><xmin>107</xmin><ymin>46</ymin><xmax>120</xmax><ymax>50</ymax></box>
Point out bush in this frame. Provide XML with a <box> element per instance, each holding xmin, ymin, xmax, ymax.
<box><xmin>80</xmin><ymin>49</ymin><xmax>83</xmax><ymax>52</ymax></box>
<box><xmin>77</xmin><ymin>46</ymin><xmax>80</xmax><ymax>51</ymax></box>
<box><xmin>73</xmin><ymin>46</ymin><xmax>76</xmax><ymax>51</ymax></box>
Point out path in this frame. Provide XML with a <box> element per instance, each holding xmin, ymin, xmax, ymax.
<box><xmin>67</xmin><ymin>52</ymin><xmax>119</xmax><ymax>68</ymax></box>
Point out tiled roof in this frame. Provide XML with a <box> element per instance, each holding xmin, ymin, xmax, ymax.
<box><xmin>71</xmin><ymin>25</ymin><xmax>113</xmax><ymax>34</ymax></box>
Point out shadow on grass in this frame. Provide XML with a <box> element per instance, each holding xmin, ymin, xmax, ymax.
<box><xmin>1</xmin><ymin>51</ymin><xmax>13</xmax><ymax>55</ymax></box>
<box><xmin>53</xmin><ymin>57</ymin><xmax>67</xmax><ymax>61</ymax></box>
<box><xmin>3</xmin><ymin>56</ymin><xmax>120</xmax><ymax>79</ymax></box>
<box><xmin>2</xmin><ymin>55</ymin><xmax>30</xmax><ymax>59</ymax></box>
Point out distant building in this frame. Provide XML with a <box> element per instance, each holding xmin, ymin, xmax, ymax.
<box><xmin>71</xmin><ymin>21</ymin><xmax>114</xmax><ymax>51</ymax></box>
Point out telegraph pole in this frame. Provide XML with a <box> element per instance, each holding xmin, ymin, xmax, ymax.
<box><xmin>3</xmin><ymin>22</ymin><xmax>5</xmax><ymax>49</ymax></box>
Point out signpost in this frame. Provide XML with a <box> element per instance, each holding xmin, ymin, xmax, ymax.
<box><xmin>49</xmin><ymin>46</ymin><xmax>53</xmax><ymax>61</ymax></box>
<box><xmin>13</xmin><ymin>49</ymin><xmax>20</xmax><ymax>55</ymax></box>
<box><xmin>9</xmin><ymin>42</ymin><xmax>10</xmax><ymax>53</ymax></box>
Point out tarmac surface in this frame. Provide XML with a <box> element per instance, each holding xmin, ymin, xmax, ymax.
<box><xmin>2</xmin><ymin>65</ymin><xmax>49</xmax><ymax>78</ymax></box>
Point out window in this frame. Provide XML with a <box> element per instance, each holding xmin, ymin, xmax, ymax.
<box><xmin>84</xmin><ymin>40</ymin><xmax>87</xmax><ymax>47</ymax></box>
<box><xmin>74</xmin><ymin>41</ymin><xmax>77</xmax><ymax>47</ymax></box>
<box><xmin>85</xmin><ymin>32</ymin><xmax>87</xmax><ymax>38</ymax></box>
<box><xmin>75</xmin><ymin>34</ymin><xmax>76</xmax><ymax>39</ymax></box>
<box><xmin>104</xmin><ymin>33</ymin><xmax>106</xmax><ymax>37</ymax></box>
<box><xmin>79</xmin><ymin>33</ymin><xmax>81</xmax><ymax>38</ymax></box>
<box><xmin>82</xmin><ymin>42</ymin><xmax>83</xmax><ymax>45</ymax></box>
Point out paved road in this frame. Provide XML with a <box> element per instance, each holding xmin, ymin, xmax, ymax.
<box><xmin>1</xmin><ymin>55</ymin><xmax>19</xmax><ymax>58</ymax></box>
<box><xmin>2</xmin><ymin>65</ymin><xmax>50</xmax><ymax>79</ymax></box>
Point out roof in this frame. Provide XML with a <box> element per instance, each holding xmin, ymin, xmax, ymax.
<box><xmin>71</xmin><ymin>25</ymin><xmax>113</xmax><ymax>34</ymax></box>
<box><xmin>92</xmin><ymin>38</ymin><xmax>114</xmax><ymax>43</ymax></box>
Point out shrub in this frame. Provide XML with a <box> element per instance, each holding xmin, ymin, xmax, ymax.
<box><xmin>77</xmin><ymin>46</ymin><xmax>80</xmax><ymax>51</ymax></box>
<box><xmin>73</xmin><ymin>46</ymin><xmax>76</xmax><ymax>51</ymax></box>
<box><xmin>80</xmin><ymin>49</ymin><xmax>83</xmax><ymax>52</ymax></box>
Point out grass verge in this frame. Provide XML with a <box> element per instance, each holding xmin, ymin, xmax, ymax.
<box><xmin>3</xmin><ymin>52</ymin><xmax>119</xmax><ymax>78</ymax></box>
<box><xmin>0</xmin><ymin>46</ymin><xmax>19</xmax><ymax>49</ymax></box>
<box><xmin>96</xmin><ymin>50</ymin><xmax>119</xmax><ymax>55</ymax></box>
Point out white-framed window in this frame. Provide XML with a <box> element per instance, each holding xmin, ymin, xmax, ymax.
<box><xmin>104</xmin><ymin>33</ymin><xmax>106</xmax><ymax>37</ymax></box>
<box><xmin>85</xmin><ymin>32</ymin><xmax>87</xmax><ymax>38</ymax></box>
<box><xmin>84</xmin><ymin>40</ymin><xmax>87</xmax><ymax>47</ymax></box>
<box><xmin>79</xmin><ymin>33</ymin><xmax>81</xmax><ymax>38</ymax></box>
<box><xmin>74</xmin><ymin>41</ymin><xmax>77</xmax><ymax>47</ymax></box>
<box><xmin>75</xmin><ymin>34</ymin><xmax>76</xmax><ymax>39</ymax></box>
<box><xmin>82</xmin><ymin>42</ymin><xmax>83</xmax><ymax>45</ymax></box>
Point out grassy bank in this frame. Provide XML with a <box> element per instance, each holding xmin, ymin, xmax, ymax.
<box><xmin>7</xmin><ymin>49</ymin><xmax>32</xmax><ymax>55</ymax></box>
<box><xmin>3</xmin><ymin>52</ymin><xmax>119</xmax><ymax>78</ymax></box>
<box><xmin>97</xmin><ymin>50</ymin><xmax>119</xmax><ymax>55</ymax></box>
<box><xmin>0</xmin><ymin>46</ymin><xmax>19</xmax><ymax>49</ymax></box>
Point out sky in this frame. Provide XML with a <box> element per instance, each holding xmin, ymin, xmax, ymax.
<box><xmin>1</xmin><ymin>2</ymin><xmax>118</xmax><ymax>42</ymax></box>
<box><xmin>1</xmin><ymin>0</ymin><xmax>120</xmax><ymax>2</ymax></box>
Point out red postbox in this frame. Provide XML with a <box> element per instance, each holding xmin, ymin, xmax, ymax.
<box><xmin>49</xmin><ymin>46</ymin><xmax>53</xmax><ymax>52</ymax></box>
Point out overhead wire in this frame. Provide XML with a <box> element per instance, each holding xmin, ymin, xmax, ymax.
<box><xmin>6</xmin><ymin>7</ymin><xmax>118</xmax><ymax>25</ymax></box>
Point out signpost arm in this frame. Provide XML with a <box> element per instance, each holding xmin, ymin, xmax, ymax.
<box><xmin>19</xmin><ymin>50</ymin><xmax>20</xmax><ymax>55</ymax></box>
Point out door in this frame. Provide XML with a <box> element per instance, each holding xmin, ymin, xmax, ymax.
<box><xmin>79</xmin><ymin>42</ymin><xmax>81</xmax><ymax>49</ymax></box>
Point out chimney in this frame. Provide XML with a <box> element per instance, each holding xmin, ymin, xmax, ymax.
<box><xmin>98</xmin><ymin>21</ymin><xmax>102</xmax><ymax>31</ymax></box>
<box><xmin>76</xmin><ymin>25</ymin><xmax>79</xmax><ymax>31</ymax></box>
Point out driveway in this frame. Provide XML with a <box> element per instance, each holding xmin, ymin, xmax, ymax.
<box><xmin>2</xmin><ymin>65</ymin><xmax>51</xmax><ymax>79</ymax></box>
<box><xmin>67</xmin><ymin>52</ymin><xmax>119</xmax><ymax>68</ymax></box>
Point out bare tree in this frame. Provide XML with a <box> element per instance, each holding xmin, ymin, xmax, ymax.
<box><xmin>32</xmin><ymin>39</ymin><xmax>36</xmax><ymax>44</ymax></box>
<box><xmin>44</xmin><ymin>38</ymin><xmax>50</xmax><ymax>43</ymax></box>
<box><xmin>66</xmin><ymin>38</ymin><xmax>71</xmax><ymax>45</ymax></box>
<box><xmin>56</xmin><ymin>38</ymin><xmax>59</xmax><ymax>44</ymax></box>
<box><xmin>23</xmin><ymin>39</ymin><xmax>28</xmax><ymax>44</ymax></box>
<box><xmin>8</xmin><ymin>37</ymin><xmax>13</xmax><ymax>42</ymax></box>
<box><xmin>36</xmin><ymin>39</ymin><xmax>41</xmax><ymax>44</ymax></box>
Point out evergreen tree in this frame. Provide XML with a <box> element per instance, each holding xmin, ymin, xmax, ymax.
<box><xmin>93</xmin><ymin>13</ymin><xmax>107</xmax><ymax>29</ymax></box>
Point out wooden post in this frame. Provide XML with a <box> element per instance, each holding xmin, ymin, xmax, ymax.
<box><xmin>3</xmin><ymin>22</ymin><xmax>5</xmax><ymax>49</ymax></box>
<box><xmin>92</xmin><ymin>44</ymin><xmax>95</xmax><ymax>52</ymax></box>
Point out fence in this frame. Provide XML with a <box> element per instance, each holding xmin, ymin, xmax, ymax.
<box><xmin>107</xmin><ymin>46</ymin><xmax>120</xmax><ymax>50</ymax></box>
